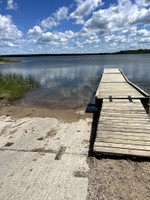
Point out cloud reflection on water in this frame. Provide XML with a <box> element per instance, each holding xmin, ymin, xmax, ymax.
<box><xmin>0</xmin><ymin>55</ymin><xmax>150</xmax><ymax>109</ymax></box>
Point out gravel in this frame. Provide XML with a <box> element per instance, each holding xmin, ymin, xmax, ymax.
<box><xmin>87</xmin><ymin>156</ymin><xmax>150</xmax><ymax>200</ymax></box>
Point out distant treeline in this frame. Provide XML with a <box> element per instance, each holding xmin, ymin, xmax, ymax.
<box><xmin>1</xmin><ymin>49</ymin><xmax>150</xmax><ymax>57</ymax></box>
<box><xmin>114</xmin><ymin>49</ymin><xmax>150</xmax><ymax>54</ymax></box>
<box><xmin>1</xmin><ymin>53</ymin><xmax>109</xmax><ymax>57</ymax></box>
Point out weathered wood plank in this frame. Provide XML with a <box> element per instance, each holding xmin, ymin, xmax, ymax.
<box><xmin>100</xmin><ymin>112</ymin><xmax>149</xmax><ymax>117</ymax></box>
<box><xmin>103</xmin><ymin>99</ymin><xmax>141</xmax><ymax>103</ymax></box>
<box><xmin>101</xmin><ymin>109</ymin><xmax>146</xmax><ymax>113</ymax></box>
<box><xmin>99</xmin><ymin>85</ymin><xmax>135</xmax><ymax>90</ymax></box>
<box><xmin>100</xmin><ymin>114</ymin><xmax>149</xmax><ymax>118</ymax></box>
<box><xmin>102</xmin><ymin>104</ymin><xmax>144</xmax><ymax>107</ymax></box>
<box><xmin>104</xmin><ymin>68</ymin><xmax>120</xmax><ymax>73</ymax></box>
<box><xmin>94</xmin><ymin>142</ymin><xmax>150</xmax><ymax>151</ymax></box>
<box><xmin>97</xmin><ymin>127</ymin><xmax>150</xmax><ymax>133</ymax></box>
<box><xmin>96</xmin><ymin>130</ymin><xmax>150</xmax><ymax>137</ymax></box>
<box><xmin>96</xmin><ymin>132</ymin><xmax>150</xmax><ymax>140</ymax></box>
<box><xmin>102</xmin><ymin>106</ymin><xmax>145</xmax><ymax>109</ymax></box>
<box><xmin>96</xmin><ymin>138</ymin><xmax>150</xmax><ymax>146</ymax></box>
<box><xmin>93</xmin><ymin>146</ymin><xmax>150</xmax><ymax>157</ymax></box>
<box><xmin>97</xmin><ymin>93</ymin><xmax>144</xmax><ymax>98</ymax></box>
<box><xmin>100</xmin><ymin>116</ymin><xmax>150</xmax><ymax>120</ymax></box>
<box><xmin>99</xmin><ymin>115</ymin><xmax>150</xmax><ymax>120</ymax></box>
<box><xmin>101</xmin><ymin>74</ymin><xmax>126</xmax><ymax>83</ymax></box>
<box><xmin>98</xmin><ymin>123</ymin><xmax>150</xmax><ymax>129</ymax></box>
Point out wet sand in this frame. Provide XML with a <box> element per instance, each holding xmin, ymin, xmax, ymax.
<box><xmin>0</xmin><ymin>104</ymin><xmax>91</xmax><ymax>123</ymax></box>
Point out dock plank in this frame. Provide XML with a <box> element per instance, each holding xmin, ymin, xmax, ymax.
<box><xmin>104</xmin><ymin>68</ymin><xmax>120</xmax><ymax>73</ymax></box>
<box><xmin>96</xmin><ymin>138</ymin><xmax>150</xmax><ymax>145</ymax></box>
<box><xmin>94</xmin><ymin>146</ymin><xmax>150</xmax><ymax>157</ymax></box>
<box><xmin>96</xmin><ymin>69</ymin><xmax>145</xmax><ymax>99</ymax></box>
<box><xmin>94</xmin><ymin>142</ymin><xmax>150</xmax><ymax>151</ymax></box>
<box><xmin>101</xmin><ymin>74</ymin><xmax>126</xmax><ymax>83</ymax></box>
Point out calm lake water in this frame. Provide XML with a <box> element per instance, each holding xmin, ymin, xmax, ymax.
<box><xmin>0</xmin><ymin>54</ymin><xmax>150</xmax><ymax>109</ymax></box>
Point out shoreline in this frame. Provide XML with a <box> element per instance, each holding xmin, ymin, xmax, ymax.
<box><xmin>0</xmin><ymin>97</ymin><xmax>91</xmax><ymax>122</ymax></box>
<box><xmin>0</xmin><ymin>61</ymin><xmax>21</xmax><ymax>64</ymax></box>
<box><xmin>0</xmin><ymin>103</ymin><xmax>92</xmax><ymax>122</ymax></box>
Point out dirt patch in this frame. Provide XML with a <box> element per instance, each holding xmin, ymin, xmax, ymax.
<box><xmin>4</xmin><ymin>142</ymin><xmax>14</xmax><ymax>147</ymax></box>
<box><xmin>37</xmin><ymin>137</ymin><xmax>44</xmax><ymax>141</ymax></box>
<box><xmin>73</xmin><ymin>171</ymin><xmax>87</xmax><ymax>178</ymax></box>
<box><xmin>46</xmin><ymin>129</ymin><xmax>56</xmax><ymax>138</ymax></box>
<box><xmin>31</xmin><ymin>148</ymin><xmax>56</xmax><ymax>154</ymax></box>
<box><xmin>55</xmin><ymin>146</ymin><xmax>66</xmax><ymax>160</ymax></box>
<box><xmin>37</xmin><ymin>129</ymin><xmax>56</xmax><ymax>141</ymax></box>
<box><xmin>86</xmin><ymin>157</ymin><xmax>150</xmax><ymax>200</ymax></box>
<box><xmin>9</xmin><ymin>129</ymin><xmax>18</xmax><ymax>135</ymax></box>
<box><xmin>83</xmin><ymin>139</ymin><xmax>89</xmax><ymax>144</ymax></box>
<box><xmin>0</xmin><ymin>126</ymin><xmax>10</xmax><ymax>136</ymax></box>
<box><xmin>0</xmin><ymin>105</ymin><xmax>92</xmax><ymax>123</ymax></box>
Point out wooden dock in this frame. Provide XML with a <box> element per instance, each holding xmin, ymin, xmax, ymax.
<box><xmin>94</xmin><ymin>68</ymin><xmax>150</xmax><ymax>158</ymax></box>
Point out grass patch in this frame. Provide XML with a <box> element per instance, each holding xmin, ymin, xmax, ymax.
<box><xmin>0</xmin><ymin>58</ymin><xmax>21</xmax><ymax>63</ymax></box>
<box><xmin>0</xmin><ymin>74</ymin><xmax>38</xmax><ymax>101</ymax></box>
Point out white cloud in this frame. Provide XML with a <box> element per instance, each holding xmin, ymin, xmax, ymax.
<box><xmin>41</xmin><ymin>6</ymin><xmax>68</xmax><ymax>29</ymax></box>
<box><xmin>74</xmin><ymin>0</ymin><xmax>83</xmax><ymax>4</ymax></box>
<box><xmin>139</xmin><ymin>37</ymin><xmax>150</xmax><ymax>43</ymax></box>
<box><xmin>84</xmin><ymin>35</ymin><xmax>100</xmax><ymax>45</ymax></box>
<box><xmin>74</xmin><ymin>34</ymin><xmax>100</xmax><ymax>49</ymax></box>
<box><xmin>30</xmin><ymin>30</ymin><xmax>75</xmax><ymax>47</ymax></box>
<box><xmin>0</xmin><ymin>14</ymin><xmax>22</xmax><ymax>47</ymax></box>
<box><xmin>135</xmin><ymin>0</ymin><xmax>150</xmax><ymax>8</ymax></box>
<box><xmin>55</xmin><ymin>6</ymin><xmax>68</xmax><ymax>21</ymax></box>
<box><xmin>83</xmin><ymin>0</ymin><xmax>134</xmax><ymax>34</ymax></box>
<box><xmin>110</xmin><ymin>42</ymin><xmax>117</xmax><ymax>47</ymax></box>
<box><xmin>70</xmin><ymin>0</ymin><xmax>103</xmax><ymax>24</ymax></box>
<box><xmin>122</xmin><ymin>27</ymin><xmax>137</xmax><ymax>35</ymax></box>
<box><xmin>27</xmin><ymin>26</ymin><xmax>43</xmax><ymax>37</ymax></box>
<box><xmin>6</xmin><ymin>0</ymin><xmax>18</xmax><ymax>10</ymax></box>
<box><xmin>75</xmin><ymin>41</ymin><xmax>83</xmax><ymax>48</ymax></box>
<box><xmin>136</xmin><ymin>29</ymin><xmax>150</xmax><ymax>36</ymax></box>
<box><xmin>82</xmin><ymin>0</ymin><xmax>150</xmax><ymax>36</ymax></box>
<box><xmin>103</xmin><ymin>34</ymin><xmax>132</xmax><ymax>43</ymax></box>
<box><xmin>122</xmin><ymin>27</ymin><xmax>150</xmax><ymax>36</ymax></box>
<box><xmin>131</xmin><ymin>8</ymin><xmax>150</xmax><ymax>25</ymax></box>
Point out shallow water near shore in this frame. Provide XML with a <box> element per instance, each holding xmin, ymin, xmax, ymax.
<box><xmin>0</xmin><ymin>54</ymin><xmax>150</xmax><ymax>109</ymax></box>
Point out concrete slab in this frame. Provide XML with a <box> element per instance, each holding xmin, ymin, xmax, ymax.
<box><xmin>0</xmin><ymin>115</ymin><xmax>91</xmax><ymax>200</ymax></box>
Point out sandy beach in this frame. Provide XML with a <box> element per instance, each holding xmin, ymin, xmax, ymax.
<box><xmin>0</xmin><ymin>103</ymin><xmax>150</xmax><ymax>200</ymax></box>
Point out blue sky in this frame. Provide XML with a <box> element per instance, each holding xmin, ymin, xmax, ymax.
<box><xmin>0</xmin><ymin>0</ymin><xmax>150</xmax><ymax>54</ymax></box>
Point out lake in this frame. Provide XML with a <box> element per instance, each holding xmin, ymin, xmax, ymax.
<box><xmin>0</xmin><ymin>54</ymin><xmax>150</xmax><ymax>109</ymax></box>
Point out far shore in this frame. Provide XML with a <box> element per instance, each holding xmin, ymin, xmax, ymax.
<box><xmin>0</xmin><ymin>58</ymin><xmax>21</xmax><ymax>64</ymax></box>
<box><xmin>0</xmin><ymin>61</ymin><xmax>21</xmax><ymax>64</ymax></box>
<box><xmin>0</xmin><ymin>48</ymin><xmax>150</xmax><ymax>58</ymax></box>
